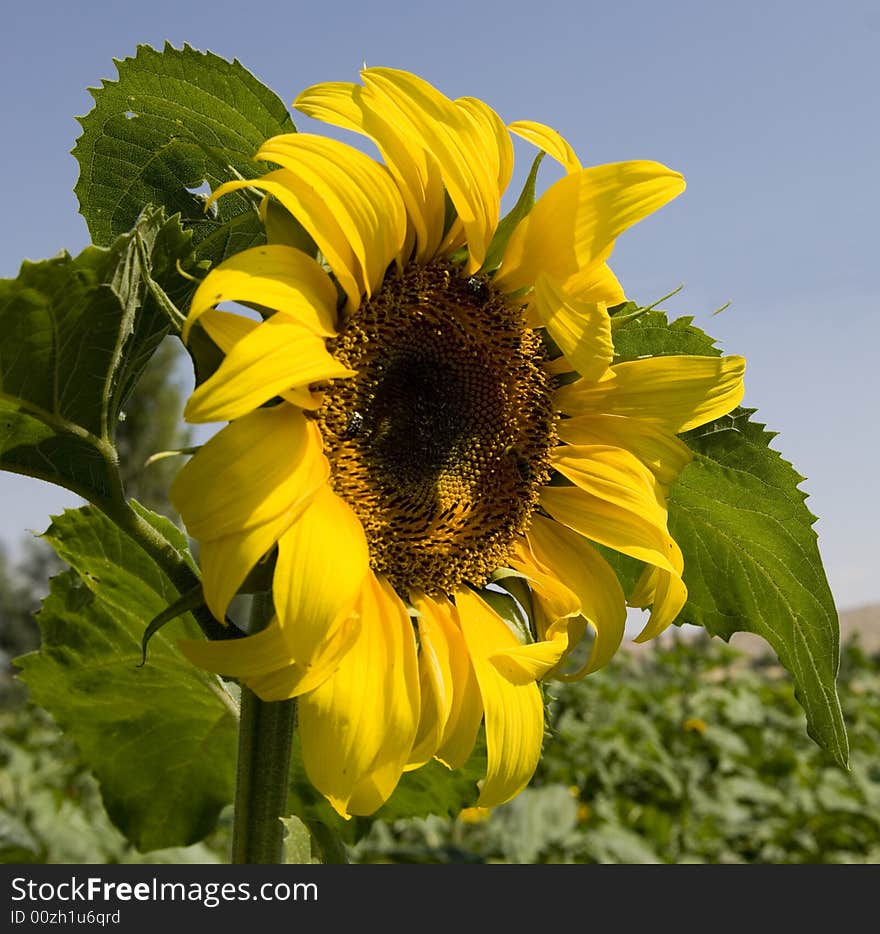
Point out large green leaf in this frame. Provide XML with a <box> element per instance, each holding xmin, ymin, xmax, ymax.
<box><xmin>73</xmin><ymin>43</ymin><xmax>295</xmax><ymax>270</ymax></box>
<box><xmin>672</xmin><ymin>410</ymin><xmax>848</xmax><ymax>766</ymax></box>
<box><xmin>0</xmin><ymin>207</ymin><xmax>192</xmax><ymax>504</ymax></box>
<box><xmin>610</xmin><ymin>308</ymin><xmax>847</xmax><ymax>765</ymax></box>
<box><xmin>15</xmin><ymin>504</ymin><xmax>238</xmax><ymax>852</ymax></box>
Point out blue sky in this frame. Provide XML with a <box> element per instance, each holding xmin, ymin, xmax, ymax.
<box><xmin>1</xmin><ymin>0</ymin><xmax>877</xmax><ymax>609</ymax></box>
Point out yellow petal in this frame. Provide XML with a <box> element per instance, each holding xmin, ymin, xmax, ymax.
<box><xmin>531</xmin><ymin>273</ymin><xmax>613</xmax><ymax>382</ymax></box>
<box><xmin>273</xmin><ymin>486</ymin><xmax>369</xmax><ymax>667</ymax></box>
<box><xmin>562</xmin><ymin>261</ymin><xmax>626</xmax><ymax>306</ymax></box>
<box><xmin>457</xmin><ymin>96</ymin><xmax>514</xmax><ymax>197</ymax></box>
<box><xmin>255</xmin><ymin>134</ymin><xmax>407</xmax><ymax>300</ymax></box>
<box><xmin>509</xmin><ymin>120</ymin><xmax>582</xmax><ymax>173</ymax></box>
<box><xmin>628</xmin><ymin>539</ymin><xmax>688</xmax><ymax>642</ymax></box>
<box><xmin>525</xmin><ymin>514</ymin><xmax>627</xmax><ymax>676</ymax></box>
<box><xmin>184</xmin><ymin>313</ymin><xmax>354</xmax><ymax>423</ymax></box>
<box><xmin>196</xmin><ymin>308</ymin><xmax>258</xmax><ymax>353</ymax></box>
<box><xmin>280</xmin><ymin>385</ymin><xmax>325</xmax><ymax>411</ymax></box>
<box><xmin>409</xmin><ymin>592</ymin><xmax>482</xmax><ymax>770</ymax></box>
<box><xmin>207</xmin><ymin>172</ymin><xmax>363</xmax><ymax>311</ymax></box>
<box><xmin>542</xmin><ymin>445</ymin><xmax>678</xmax><ymax>574</ymax></box>
<box><xmin>507</xmin><ymin>539</ymin><xmax>580</xmax><ymax>622</ymax></box>
<box><xmin>454</xmin><ymin>587</ymin><xmax>545</xmax><ymax>808</ymax></box>
<box><xmin>495</xmin><ymin>161</ymin><xmax>685</xmax><ymax>293</ymax></box>
<box><xmin>489</xmin><ymin>618</ymin><xmax>571</xmax><ymax>683</ymax></box>
<box><xmin>179</xmin><ymin>615</ymin><xmax>295</xmax><ymax>679</ymax></box>
<box><xmin>246</xmin><ymin>616</ymin><xmax>362</xmax><ymax>700</ymax></box>
<box><xmin>178</xmin><ymin>613</ymin><xmax>360</xmax><ymax>699</ymax></box>
<box><xmin>294</xmin><ymin>80</ymin><xmax>447</xmax><ymax>261</ymax></box>
<box><xmin>556</xmin><ymin>355</ymin><xmax>746</xmax><ymax>433</ymax></box>
<box><xmin>196</xmin><ymin>506</ymin><xmax>307</xmax><ymax>622</ymax></box>
<box><xmin>557</xmin><ymin>414</ymin><xmax>693</xmax><ymax>487</ymax></box>
<box><xmin>171</xmin><ymin>405</ymin><xmax>328</xmax><ymax>542</ymax></box>
<box><xmin>362</xmin><ymin>67</ymin><xmax>501</xmax><ymax>272</ymax></box>
<box><xmin>183</xmin><ymin>244</ymin><xmax>338</xmax><ymax>342</ymax></box>
<box><xmin>298</xmin><ymin>573</ymin><xmax>420</xmax><ymax>818</ymax></box>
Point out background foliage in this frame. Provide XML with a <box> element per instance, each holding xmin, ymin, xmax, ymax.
<box><xmin>3</xmin><ymin>633</ymin><xmax>877</xmax><ymax>864</ymax></box>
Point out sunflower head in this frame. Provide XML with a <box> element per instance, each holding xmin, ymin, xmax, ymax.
<box><xmin>170</xmin><ymin>66</ymin><xmax>745</xmax><ymax>818</ymax></box>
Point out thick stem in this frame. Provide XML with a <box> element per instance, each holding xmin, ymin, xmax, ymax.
<box><xmin>231</xmin><ymin>594</ymin><xmax>296</xmax><ymax>865</ymax></box>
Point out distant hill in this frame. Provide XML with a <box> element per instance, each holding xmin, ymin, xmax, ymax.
<box><xmin>727</xmin><ymin>603</ymin><xmax>880</xmax><ymax>658</ymax></box>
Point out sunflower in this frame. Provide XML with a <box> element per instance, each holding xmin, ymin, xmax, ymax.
<box><xmin>170</xmin><ymin>67</ymin><xmax>745</xmax><ymax>819</ymax></box>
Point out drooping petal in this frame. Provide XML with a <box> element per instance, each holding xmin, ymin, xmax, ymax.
<box><xmin>255</xmin><ymin>134</ymin><xmax>407</xmax><ymax>300</ymax></box>
<box><xmin>207</xmin><ymin>172</ymin><xmax>361</xmax><ymax>311</ymax></box>
<box><xmin>178</xmin><ymin>614</ymin><xmax>361</xmax><ymax>701</ymax></box>
<box><xmin>184</xmin><ymin>313</ymin><xmax>354</xmax><ymax>423</ymax></box>
<box><xmin>294</xmin><ymin>80</ymin><xmax>447</xmax><ymax>261</ymax></box>
<box><xmin>532</xmin><ymin>273</ymin><xmax>613</xmax><ymax>382</ymax></box>
<box><xmin>507</xmin><ymin>539</ymin><xmax>580</xmax><ymax>623</ymax></box>
<box><xmin>562</xmin><ymin>260</ymin><xmax>626</xmax><ymax>306</ymax></box>
<box><xmin>628</xmin><ymin>539</ymin><xmax>688</xmax><ymax>643</ymax></box>
<box><xmin>170</xmin><ymin>405</ymin><xmax>328</xmax><ymax>542</ymax></box>
<box><xmin>273</xmin><ymin>486</ymin><xmax>370</xmax><ymax>664</ymax></box>
<box><xmin>509</xmin><ymin>119</ymin><xmax>582</xmax><ymax>173</ymax></box>
<box><xmin>362</xmin><ymin>67</ymin><xmax>502</xmax><ymax>272</ymax></box>
<box><xmin>494</xmin><ymin>161</ymin><xmax>685</xmax><ymax>294</ymax></box>
<box><xmin>179</xmin><ymin>615</ymin><xmax>295</xmax><ymax>679</ymax></box>
<box><xmin>197</xmin><ymin>308</ymin><xmax>258</xmax><ymax>353</ymax></box>
<box><xmin>298</xmin><ymin>573</ymin><xmax>420</xmax><ymax>818</ymax></box>
<box><xmin>489</xmin><ymin>617</ymin><xmax>572</xmax><ymax>683</ymax></box>
<box><xmin>457</xmin><ymin>96</ymin><xmax>514</xmax><ymax>197</ymax></box>
<box><xmin>454</xmin><ymin>587</ymin><xmax>545</xmax><ymax>808</ymax></box>
<box><xmin>246</xmin><ymin>616</ymin><xmax>362</xmax><ymax>701</ymax></box>
<box><xmin>183</xmin><ymin>244</ymin><xmax>338</xmax><ymax>342</ymax></box>
<box><xmin>555</xmin><ymin>354</ymin><xmax>746</xmax><ymax>433</ymax></box>
<box><xmin>525</xmin><ymin>514</ymin><xmax>627</xmax><ymax>676</ymax></box>
<box><xmin>542</xmin><ymin>445</ymin><xmax>678</xmax><ymax>574</ymax></box>
<box><xmin>558</xmin><ymin>413</ymin><xmax>693</xmax><ymax>487</ymax></box>
<box><xmin>409</xmin><ymin>592</ymin><xmax>482</xmax><ymax>770</ymax></box>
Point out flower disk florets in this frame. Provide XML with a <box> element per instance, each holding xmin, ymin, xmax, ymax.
<box><xmin>316</xmin><ymin>260</ymin><xmax>557</xmax><ymax>595</ymax></box>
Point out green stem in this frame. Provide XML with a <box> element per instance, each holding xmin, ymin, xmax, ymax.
<box><xmin>231</xmin><ymin>594</ymin><xmax>296</xmax><ymax>865</ymax></box>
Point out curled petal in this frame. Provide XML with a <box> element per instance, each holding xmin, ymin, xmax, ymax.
<box><xmin>298</xmin><ymin>573</ymin><xmax>420</xmax><ymax>818</ymax></box>
<box><xmin>184</xmin><ymin>314</ymin><xmax>353</xmax><ymax>423</ymax></box>
<box><xmin>558</xmin><ymin>413</ymin><xmax>693</xmax><ymax>488</ymax></box>
<box><xmin>495</xmin><ymin>160</ymin><xmax>685</xmax><ymax>294</ymax></box>
<box><xmin>525</xmin><ymin>515</ymin><xmax>627</xmax><ymax>676</ymax></box>
<box><xmin>455</xmin><ymin>588</ymin><xmax>545</xmax><ymax>808</ymax></box>
<box><xmin>183</xmin><ymin>244</ymin><xmax>338</xmax><ymax>342</ymax></box>
<box><xmin>532</xmin><ymin>273</ymin><xmax>613</xmax><ymax>382</ymax></box>
<box><xmin>556</xmin><ymin>355</ymin><xmax>746</xmax><ymax>433</ymax></box>
<box><xmin>509</xmin><ymin>119</ymin><xmax>582</xmax><ymax>173</ymax></box>
<box><xmin>542</xmin><ymin>445</ymin><xmax>678</xmax><ymax>573</ymax></box>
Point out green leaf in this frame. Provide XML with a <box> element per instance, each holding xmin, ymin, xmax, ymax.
<box><xmin>73</xmin><ymin>43</ymin><xmax>295</xmax><ymax>270</ymax></box>
<box><xmin>280</xmin><ymin>816</ymin><xmax>317</xmax><ymax>864</ymax></box>
<box><xmin>482</xmin><ymin>152</ymin><xmax>544</xmax><ymax>274</ymax></box>
<box><xmin>610</xmin><ymin>308</ymin><xmax>847</xmax><ymax>766</ymax></box>
<box><xmin>15</xmin><ymin>504</ymin><xmax>238</xmax><ymax>852</ymax></box>
<box><xmin>0</xmin><ymin>207</ymin><xmax>192</xmax><ymax>504</ymax></box>
<box><xmin>610</xmin><ymin>307</ymin><xmax>722</xmax><ymax>360</ymax></box>
<box><xmin>671</xmin><ymin>409</ymin><xmax>848</xmax><ymax>767</ymax></box>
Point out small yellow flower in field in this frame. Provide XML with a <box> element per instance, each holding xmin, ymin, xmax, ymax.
<box><xmin>458</xmin><ymin>806</ymin><xmax>493</xmax><ymax>825</ymax></box>
<box><xmin>683</xmin><ymin>717</ymin><xmax>708</xmax><ymax>735</ymax></box>
<box><xmin>171</xmin><ymin>67</ymin><xmax>745</xmax><ymax>818</ymax></box>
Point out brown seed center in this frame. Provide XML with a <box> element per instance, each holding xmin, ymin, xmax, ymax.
<box><xmin>314</xmin><ymin>260</ymin><xmax>556</xmax><ymax>595</ymax></box>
